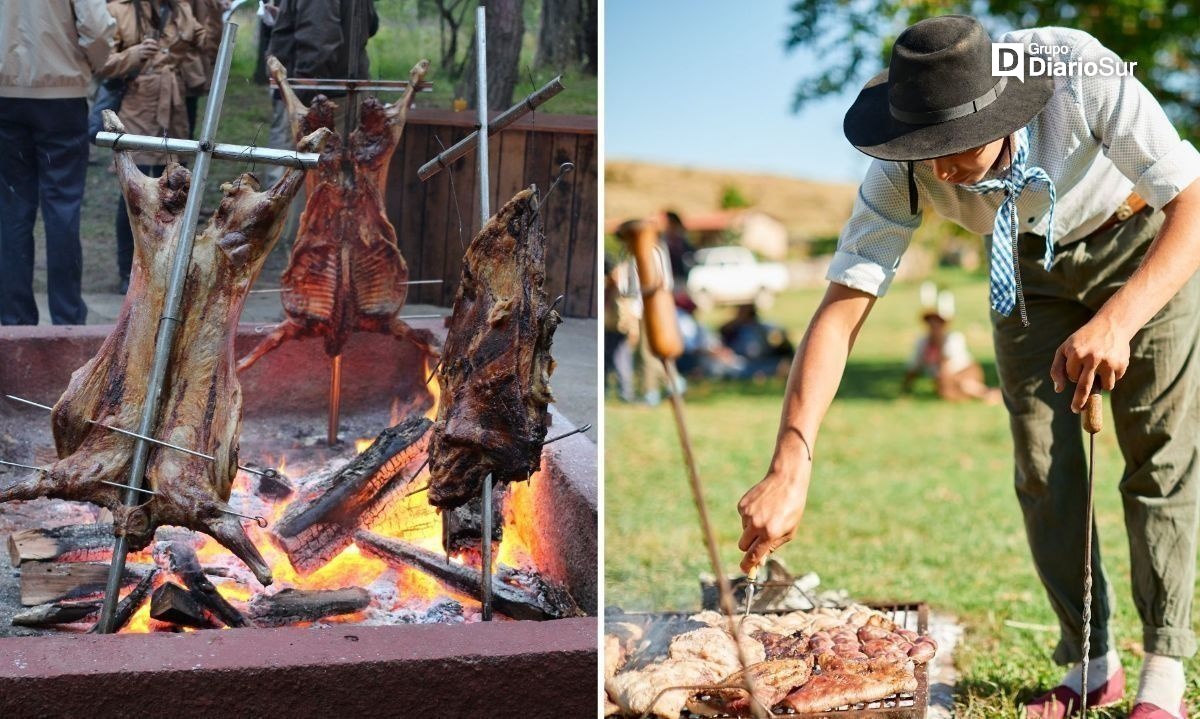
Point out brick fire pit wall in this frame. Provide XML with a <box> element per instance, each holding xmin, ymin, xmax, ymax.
<box><xmin>0</xmin><ymin>618</ymin><xmax>597</xmax><ymax>717</ymax></box>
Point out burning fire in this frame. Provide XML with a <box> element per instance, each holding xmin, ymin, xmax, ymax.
<box><xmin>113</xmin><ymin>352</ymin><xmax>546</xmax><ymax>633</ymax></box>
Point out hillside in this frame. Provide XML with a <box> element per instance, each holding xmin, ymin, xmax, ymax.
<box><xmin>604</xmin><ymin>160</ymin><xmax>859</xmax><ymax>239</ymax></box>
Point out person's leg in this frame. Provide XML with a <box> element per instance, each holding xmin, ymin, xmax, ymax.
<box><xmin>992</xmin><ymin>233</ymin><xmax>1118</xmax><ymax>669</ymax></box>
<box><xmin>0</xmin><ymin>98</ymin><xmax>41</xmax><ymax>325</ymax></box>
<box><xmin>614</xmin><ymin>335</ymin><xmax>636</xmax><ymax>402</ymax></box>
<box><xmin>1078</xmin><ymin>210</ymin><xmax>1200</xmax><ymax>714</ymax></box>
<box><xmin>185</xmin><ymin>94</ymin><xmax>198</xmax><ymax>138</ymax></box>
<box><xmin>34</xmin><ymin>98</ymin><xmax>90</xmax><ymax>325</ymax></box>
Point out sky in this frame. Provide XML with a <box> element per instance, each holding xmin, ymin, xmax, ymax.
<box><xmin>604</xmin><ymin>2</ymin><xmax>875</xmax><ymax>184</ymax></box>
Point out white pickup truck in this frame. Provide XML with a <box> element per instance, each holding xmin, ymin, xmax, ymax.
<box><xmin>685</xmin><ymin>246</ymin><xmax>789</xmax><ymax>311</ymax></box>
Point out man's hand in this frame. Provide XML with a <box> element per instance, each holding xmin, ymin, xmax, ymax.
<box><xmin>1050</xmin><ymin>314</ymin><xmax>1130</xmax><ymax>411</ymax></box>
<box><xmin>134</xmin><ymin>39</ymin><xmax>160</xmax><ymax>62</ymax></box>
<box><xmin>737</xmin><ymin>462</ymin><xmax>811</xmax><ymax>573</ymax></box>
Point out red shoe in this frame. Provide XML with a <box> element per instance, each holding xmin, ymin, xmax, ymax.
<box><xmin>1129</xmin><ymin>701</ymin><xmax>1188</xmax><ymax>719</ymax></box>
<box><xmin>1024</xmin><ymin>666</ymin><xmax>1126</xmax><ymax>718</ymax></box>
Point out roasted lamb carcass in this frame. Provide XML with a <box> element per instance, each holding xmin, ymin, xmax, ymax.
<box><xmin>0</xmin><ymin>111</ymin><xmax>331</xmax><ymax>586</ymax></box>
<box><xmin>426</xmin><ymin>188</ymin><xmax>561</xmax><ymax>509</ymax></box>
<box><xmin>237</xmin><ymin>57</ymin><xmax>437</xmax><ymax>371</ymax></box>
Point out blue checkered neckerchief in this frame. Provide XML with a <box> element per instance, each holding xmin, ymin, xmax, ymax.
<box><xmin>961</xmin><ymin>126</ymin><xmax>1056</xmax><ymax>326</ymax></box>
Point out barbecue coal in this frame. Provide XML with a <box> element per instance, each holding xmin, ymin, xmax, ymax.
<box><xmin>427</xmin><ymin>188</ymin><xmax>561</xmax><ymax>509</ymax></box>
<box><xmin>238</xmin><ymin>57</ymin><xmax>437</xmax><ymax>371</ymax></box>
<box><xmin>0</xmin><ymin>111</ymin><xmax>331</xmax><ymax>586</ymax></box>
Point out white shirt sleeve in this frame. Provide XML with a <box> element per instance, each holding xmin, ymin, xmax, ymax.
<box><xmin>1074</xmin><ymin>32</ymin><xmax>1200</xmax><ymax>209</ymax></box>
<box><xmin>826</xmin><ymin>159</ymin><xmax>923</xmax><ymax>297</ymax></box>
<box><xmin>73</xmin><ymin>0</ymin><xmax>116</xmax><ymax>72</ymax></box>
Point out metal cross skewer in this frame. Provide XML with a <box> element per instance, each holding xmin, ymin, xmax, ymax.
<box><xmin>90</xmin><ymin>20</ymin><xmax>320</xmax><ymax>634</ymax></box>
<box><xmin>4</xmin><ymin>395</ymin><xmax>282</xmax><ymax>481</ymax></box>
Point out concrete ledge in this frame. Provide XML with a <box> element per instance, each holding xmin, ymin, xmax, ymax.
<box><xmin>0</xmin><ymin>617</ymin><xmax>597</xmax><ymax>718</ymax></box>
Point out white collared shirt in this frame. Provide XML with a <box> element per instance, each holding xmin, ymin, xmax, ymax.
<box><xmin>828</xmin><ymin>26</ymin><xmax>1200</xmax><ymax>297</ymax></box>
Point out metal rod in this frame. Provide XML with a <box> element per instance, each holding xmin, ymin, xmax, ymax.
<box><xmin>475</xmin><ymin>4</ymin><xmax>490</xmax><ymax>226</ymax></box>
<box><xmin>328</xmin><ymin>354</ymin><xmax>343</xmax><ymax>446</ymax></box>
<box><xmin>417</xmin><ymin>75</ymin><xmax>565</xmax><ymax>181</ymax></box>
<box><xmin>97</xmin><ymin>20</ymin><xmax>240</xmax><ymax>634</ymax></box>
<box><xmin>98</xmin><ymin>481</ymin><xmax>268</xmax><ymax>527</ymax></box>
<box><xmin>404</xmin><ymin>423</ymin><xmax>589</xmax><ymax>498</ymax></box>
<box><xmin>0</xmin><ymin>459</ymin><xmax>43</xmax><ymax>473</ymax></box>
<box><xmin>3</xmin><ymin>395</ymin><xmax>276</xmax><ymax>479</ymax></box>
<box><xmin>480</xmin><ymin>472</ymin><xmax>494</xmax><ymax>622</ymax></box>
<box><xmin>268</xmin><ymin>78</ymin><xmax>433</xmax><ymax>93</ymax></box>
<box><xmin>248</xmin><ymin>279</ymin><xmax>442</xmax><ymax>294</ymax></box>
<box><xmin>94</xmin><ymin>132</ymin><xmax>320</xmax><ymax>168</ymax></box>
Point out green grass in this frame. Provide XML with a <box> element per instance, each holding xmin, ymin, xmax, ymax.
<box><xmin>605</xmin><ymin>269</ymin><xmax>1200</xmax><ymax>717</ymax></box>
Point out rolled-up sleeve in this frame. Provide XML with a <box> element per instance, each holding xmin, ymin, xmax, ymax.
<box><xmin>1080</xmin><ymin>37</ymin><xmax>1200</xmax><ymax>209</ymax></box>
<box><xmin>826</xmin><ymin>159</ymin><xmax>922</xmax><ymax>297</ymax></box>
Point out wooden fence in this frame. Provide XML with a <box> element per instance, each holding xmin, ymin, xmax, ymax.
<box><xmin>385</xmin><ymin>108</ymin><xmax>598</xmax><ymax>318</ymax></box>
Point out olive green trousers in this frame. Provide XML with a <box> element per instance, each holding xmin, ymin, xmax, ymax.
<box><xmin>991</xmin><ymin>207</ymin><xmax>1200</xmax><ymax>664</ymax></box>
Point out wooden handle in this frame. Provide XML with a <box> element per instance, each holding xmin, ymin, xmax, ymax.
<box><xmin>1083</xmin><ymin>389</ymin><xmax>1103</xmax><ymax>435</ymax></box>
<box><xmin>616</xmin><ymin>220</ymin><xmax>684</xmax><ymax>360</ymax></box>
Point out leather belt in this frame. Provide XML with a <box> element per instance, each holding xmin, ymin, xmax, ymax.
<box><xmin>1091</xmin><ymin>191</ymin><xmax>1148</xmax><ymax>236</ymax></box>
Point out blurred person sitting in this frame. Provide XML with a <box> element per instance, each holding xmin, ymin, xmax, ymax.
<box><xmin>675</xmin><ymin>292</ymin><xmax>746</xmax><ymax>380</ymax></box>
<box><xmin>0</xmin><ymin>0</ymin><xmax>116</xmax><ymax>325</ymax></box>
<box><xmin>719</xmin><ymin>303</ymin><xmax>794</xmax><ymax>379</ymax></box>
<box><xmin>901</xmin><ymin>284</ymin><xmax>1000</xmax><ymax>403</ymax></box>
<box><xmin>100</xmin><ymin>0</ymin><xmax>206</xmax><ymax>294</ymax></box>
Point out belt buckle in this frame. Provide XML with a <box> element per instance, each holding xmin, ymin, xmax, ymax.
<box><xmin>1115</xmin><ymin>202</ymin><xmax>1133</xmax><ymax>221</ymax></box>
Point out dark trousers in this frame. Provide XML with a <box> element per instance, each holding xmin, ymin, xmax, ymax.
<box><xmin>0</xmin><ymin>97</ymin><xmax>89</xmax><ymax>325</ymax></box>
<box><xmin>116</xmin><ymin>164</ymin><xmax>166</xmax><ymax>286</ymax></box>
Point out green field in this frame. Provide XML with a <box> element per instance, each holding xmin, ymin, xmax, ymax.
<box><xmin>605</xmin><ymin>270</ymin><xmax>1200</xmax><ymax>717</ymax></box>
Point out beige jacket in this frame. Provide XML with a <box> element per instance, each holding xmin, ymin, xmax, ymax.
<box><xmin>180</xmin><ymin>0</ymin><xmax>226</xmax><ymax>94</ymax></box>
<box><xmin>0</xmin><ymin>0</ymin><xmax>116</xmax><ymax>99</ymax></box>
<box><xmin>101</xmin><ymin>0</ymin><xmax>204</xmax><ymax>164</ymax></box>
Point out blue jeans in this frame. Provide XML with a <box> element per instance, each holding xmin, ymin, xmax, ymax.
<box><xmin>0</xmin><ymin>97</ymin><xmax>89</xmax><ymax>325</ymax></box>
<box><xmin>87</xmin><ymin>80</ymin><xmax>124</xmax><ymax>142</ymax></box>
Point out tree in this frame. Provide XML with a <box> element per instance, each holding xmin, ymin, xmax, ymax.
<box><xmin>784</xmin><ymin>1</ymin><xmax>1200</xmax><ymax>143</ymax></box>
<box><xmin>535</xmin><ymin>0</ymin><xmax>584</xmax><ymax>71</ymax></box>
<box><xmin>418</xmin><ymin>0</ymin><xmax>474</xmax><ymax>74</ymax></box>
<box><xmin>458</xmin><ymin>0</ymin><xmax>525</xmax><ymax>109</ymax></box>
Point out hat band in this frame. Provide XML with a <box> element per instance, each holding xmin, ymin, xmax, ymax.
<box><xmin>889</xmin><ymin>76</ymin><xmax>1008</xmax><ymax>125</ymax></box>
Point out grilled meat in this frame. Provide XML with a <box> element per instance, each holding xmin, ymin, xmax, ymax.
<box><xmin>0</xmin><ymin>111</ymin><xmax>330</xmax><ymax>586</ymax></box>
<box><xmin>237</xmin><ymin>57</ymin><xmax>437</xmax><ymax>371</ymax></box>
<box><xmin>685</xmin><ymin>658</ymin><xmax>815</xmax><ymax>717</ymax></box>
<box><xmin>782</xmin><ymin>654</ymin><xmax>919</xmax><ymax>713</ymax></box>
<box><xmin>426</xmin><ymin>188</ymin><xmax>560</xmax><ymax>509</ymax></box>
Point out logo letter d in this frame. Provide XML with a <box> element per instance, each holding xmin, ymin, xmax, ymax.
<box><xmin>993</xmin><ymin>43</ymin><xmax>1024</xmax><ymax>82</ymax></box>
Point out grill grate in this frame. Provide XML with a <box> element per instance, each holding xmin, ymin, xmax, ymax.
<box><xmin>607</xmin><ymin>602</ymin><xmax>929</xmax><ymax>719</ymax></box>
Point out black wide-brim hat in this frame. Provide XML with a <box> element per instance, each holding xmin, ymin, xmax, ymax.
<box><xmin>844</xmin><ymin>15</ymin><xmax>1053</xmax><ymax>162</ymax></box>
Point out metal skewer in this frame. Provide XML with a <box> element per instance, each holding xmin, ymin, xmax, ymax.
<box><xmin>473</xmin><ymin>5</ymin><xmax>494</xmax><ymax>624</ymax></box>
<box><xmin>96</xmin><ymin>481</ymin><xmax>268</xmax><ymax>528</ymax></box>
<box><xmin>4</xmin><ymin>395</ymin><xmax>281</xmax><ymax>480</ymax></box>
<box><xmin>248</xmin><ymin>279</ymin><xmax>442</xmax><ymax>294</ymax></box>
<box><xmin>403</xmin><ymin>423</ymin><xmax>592</xmax><ymax>498</ymax></box>
<box><xmin>328</xmin><ymin>354</ymin><xmax>343</xmax><ymax>446</ymax></box>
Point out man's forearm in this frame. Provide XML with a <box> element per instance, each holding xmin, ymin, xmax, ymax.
<box><xmin>1096</xmin><ymin>181</ymin><xmax>1200</xmax><ymax>339</ymax></box>
<box><xmin>769</xmin><ymin>283</ymin><xmax>875</xmax><ymax>478</ymax></box>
